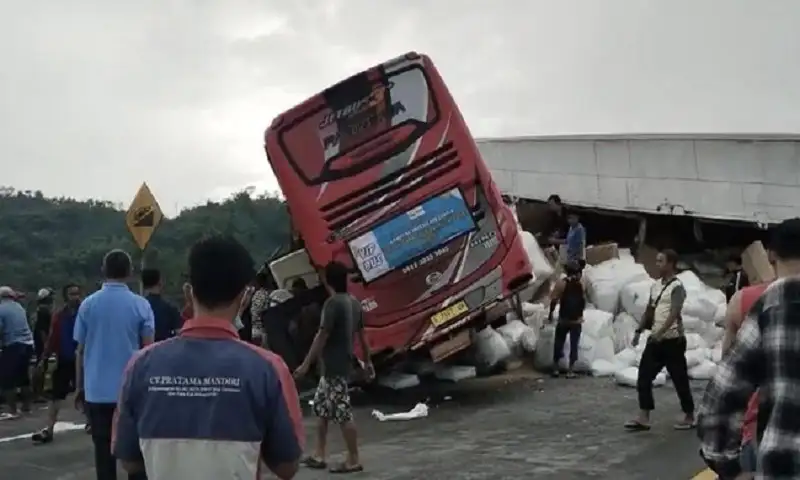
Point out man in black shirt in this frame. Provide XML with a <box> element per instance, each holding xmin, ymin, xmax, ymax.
<box><xmin>141</xmin><ymin>268</ymin><xmax>182</xmax><ymax>342</ymax></box>
<box><xmin>724</xmin><ymin>254</ymin><xmax>749</xmax><ymax>302</ymax></box>
<box><xmin>32</xmin><ymin>288</ymin><xmax>55</xmax><ymax>363</ymax></box>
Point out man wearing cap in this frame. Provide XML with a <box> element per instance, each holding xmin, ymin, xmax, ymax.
<box><xmin>0</xmin><ymin>286</ymin><xmax>35</xmax><ymax>418</ymax></box>
<box><xmin>33</xmin><ymin>288</ymin><xmax>55</xmax><ymax>363</ymax></box>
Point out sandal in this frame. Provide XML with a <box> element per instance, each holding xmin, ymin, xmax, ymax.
<box><xmin>329</xmin><ymin>462</ymin><xmax>364</xmax><ymax>474</ymax></box>
<box><xmin>673</xmin><ymin>421</ymin><xmax>696</xmax><ymax>430</ymax></box>
<box><xmin>302</xmin><ymin>457</ymin><xmax>327</xmax><ymax>469</ymax></box>
<box><xmin>32</xmin><ymin>428</ymin><xmax>54</xmax><ymax>445</ymax></box>
<box><xmin>623</xmin><ymin>420</ymin><xmax>651</xmax><ymax>431</ymax></box>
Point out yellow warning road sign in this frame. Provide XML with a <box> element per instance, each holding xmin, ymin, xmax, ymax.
<box><xmin>125</xmin><ymin>183</ymin><xmax>163</xmax><ymax>250</ymax></box>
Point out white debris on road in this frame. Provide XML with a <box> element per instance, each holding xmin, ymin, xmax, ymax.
<box><xmin>372</xmin><ymin>403</ymin><xmax>429</xmax><ymax>422</ymax></box>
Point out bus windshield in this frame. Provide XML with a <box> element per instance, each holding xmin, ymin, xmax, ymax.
<box><xmin>277</xmin><ymin>65</ymin><xmax>439</xmax><ymax>186</ymax></box>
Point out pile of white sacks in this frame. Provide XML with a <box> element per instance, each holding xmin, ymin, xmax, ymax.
<box><xmin>588</xmin><ymin>252</ymin><xmax>727</xmax><ymax>387</ymax></box>
<box><xmin>477</xmin><ymin>225</ymin><xmax>728</xmax><ymax>386</ymax></box>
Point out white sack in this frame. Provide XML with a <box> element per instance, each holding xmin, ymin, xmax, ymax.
<box><xmin>685</xmin><ymin>333</ymin><xmax>708</xmax><ymax>351</ymax></box>
<box><xmin>433</xmin><ymin>365</ymin><xmax>476</xmax><ymax>382</ymax></box>
<box><xmin>497</xmin><ymin>320</ymin><xmax>529</xmax><ymax>351</ymax></box>
<box><xmin>584</xmin><ymin>258</ymin><xmax>650</xmax><ymax>313</ymax></box>
<box><xmin>378</xmin><ymin>372</ymin><xmax>421</xmax><ymax>390</ymax></box>
<box><xmin>677</xmin><ymin>271</ymin><xmax>727</xmax><ymax>322</ymax></box>
<box><xmin>677</xmin><ymin>270</ymin><xmax>708</xmax><ymax>292</ymax></box>
<box><xmin>613</xmin><ymin>348</ymin><xmax>639</xmax><ymax>367</ymax></box>
<box><xmin>620</xmin><ymin>279</ymin><xmax>655</xmax><ymax>321</ymax></box>
<box><xmin>520</xmin><ymin>304</ymin><xmax>548</xmax><ymax>330</ymax></box>
<box><xmin>689</xmin><ymin>360</ymin><xmax>718</xmax><ymax>380</ymax></box>
<box><xmin>590</xmin><ymin>359</ymin><xmax>621</xmax><ymax>377</ymax></box>
<box><xmin>682</xmin><ymin>315</ymin><xmax>704</xmax><ymax>334</ymax></box>
<box><xmin>521</xmin><ymin>302</ymin><xmax>538</xmax><ymax>317</ymax></box>
<box><xmin>592</xmin><ymin>336</ymin><xmax>616</xmax><ymax>363</ymax></box>
<box><xmin>685</xmin><ymin>348</ymin><xmax>708</xmax><ymax>369</ymax></box>
<box><xmin>534</xmin><ymin>325</ymin><xmax>557</xmax><ymax>370</ymax></box>
<box><xmin>474</xmin><ymin>327</ymin><xmax>512</xmax><ymax>368</ymax></box>
<box><xmin>707</xmin><ymin>345</ymin><xmax>722</xmax><ymax>363</ymax></box>
<box><xmin>582</xmin><ymin>309</ymin><xmax>614</xmax><ymax>339</ymax></box>
<box><xmin>702</xmin><ymin>325</ymin><xmax>725</xmax><ymax>347</ymax></box>
<box><xmin>521</xmin><ymin>231</ymin><xmax>555</xmax><ymax>292</ymax></box>
<box><xmin>558</xmin><ymin>334</ymin><xmax>596</xmax><ymax>372</ymax></box>
<box><xmin>613</xmin><ymin>313</ymin><xmax>639</xmax><ymax>352</ymax></box>
<box><xmin>615</xmin><ymin>366</ymin><xmax>666</xmax><ymax>388</ymax></box>
<box><xmin>520</xmin><ymin>327</ymin><xmax>539</xmax><ymax>353</ymax></box>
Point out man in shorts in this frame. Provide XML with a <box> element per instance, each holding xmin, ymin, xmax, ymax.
<box><xmin>32</xmin><ymin>284</ymin><xmax>82</xmax><ymax>444</ymax></box>
<box><xmin>0</xmin><ymin>285</ymin><xmax>34</xmax><ymax>419</ymax></box>
<box><xmin>294</xmin><ymin>261</ymin><xmax>374</xmax><ymax>474</ymax></box>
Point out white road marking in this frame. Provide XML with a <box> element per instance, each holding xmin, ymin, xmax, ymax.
<box><xmin>0</xmin><ymin>421</ymin><xmax>86</xmax><ymax>443</ymax></box>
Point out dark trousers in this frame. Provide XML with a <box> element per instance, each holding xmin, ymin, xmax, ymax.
<box><xmin>637</xmin><ymin>336</ymin><xmax>695</xmax><ymax>414</ymax></box>
<box><xmin>553</xmin><ymin>323</ymin><xmax>582</xmax><ymax>368</ymax></box>
<box><xmin>85</xmin><ymin>402</ymin><xmax>147</xmax><ymax>480</ymax></box>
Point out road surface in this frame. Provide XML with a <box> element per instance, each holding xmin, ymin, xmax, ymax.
<box><xmin>0</xmin><ymin>370</ymin><xmax>711</xmax><ymax>479</ymax></box>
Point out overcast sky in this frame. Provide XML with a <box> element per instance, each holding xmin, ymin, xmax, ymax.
<box><xmin>2</xmin><ymin>0</ymin><xmax>799</xmax><ymax>215</ymax></box>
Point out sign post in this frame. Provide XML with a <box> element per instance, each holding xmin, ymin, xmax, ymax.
<box><xmin>125</xmin><ymin>183</ymin><xmax>163</xmax><ymax>293</ymax></box>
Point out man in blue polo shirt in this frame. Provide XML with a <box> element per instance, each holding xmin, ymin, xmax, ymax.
<box><xmin>0</xmin><ymin>285</ymin><xmax>34</xmax><ymax>419</ymax></box>
<box><xmin>113</xmin><ymin>235</ymin><xmax>303</xmax><ymax>480</ymax></box>
<box><xmin>74</xmin><ymin>249</ymin><xmax>154</xmax><ymax>480</ymax></box>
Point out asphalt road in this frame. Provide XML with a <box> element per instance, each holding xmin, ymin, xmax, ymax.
<box><xmin>0</xmin><ymin>370</ymin><xmax>711</xmax><ymax>479</ymax></box>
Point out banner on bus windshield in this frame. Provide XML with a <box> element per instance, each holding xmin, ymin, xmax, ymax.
<box><xmin>347</xmin><ymin>188</ymin><xmax>476</xmax><ymax>282</ymax></box>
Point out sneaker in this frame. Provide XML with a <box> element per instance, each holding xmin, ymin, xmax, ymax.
<box><xmin>32</xmin><ymin>428</ymin><xmax>54</xmax><ymax>444</ymax></box>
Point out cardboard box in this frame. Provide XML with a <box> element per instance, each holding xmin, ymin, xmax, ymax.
<box><xmin>636</xmin><ymin>244</ymin><xmax>660</xmax><ymax>279</ymax></box>
<box><xmin>742</xmin><ymin>240</ymin><xmax>776</xmax><ymax>284</ymax></box>
<box><xmin>585</xmin><ymin>243</ymin><xmax>619</xmax><ymax>266</ymax></box>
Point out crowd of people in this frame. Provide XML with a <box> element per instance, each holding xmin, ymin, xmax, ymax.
<box><xmin>2</xmin><ymin>201</ymin><xmax>798</xmax><ymax>479</ymax></box>
<box><xmin>0</xmin><ymin>235</ymin><xmax>375</xmax><ymax>480</ymax></box>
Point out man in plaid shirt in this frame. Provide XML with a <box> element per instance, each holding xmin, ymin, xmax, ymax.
<box><xmin>697</xmin><ymin>218</ymin><xmax>800</xmax><ymax>479</ymax></box>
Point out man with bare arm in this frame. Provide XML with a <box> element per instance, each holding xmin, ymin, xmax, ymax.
<box><xmin>74</xmin><ymin>250</ymin><xmax>154</xmax><ymax>480</ymax></box>
<box><xmin>294</xmin><ymin>261</ymin><xmax>375</xmax><ymax>474</ymax></box>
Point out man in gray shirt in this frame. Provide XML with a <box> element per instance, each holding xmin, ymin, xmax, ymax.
<box><xmin>294</xmin><ymin>261</ymin><xmax>374</xmax><ymax>474</ymax></box>
<box><xmin>0</xmin><ymin>286</ymin><xmax>35</xmax><ymax>418</ymax></box>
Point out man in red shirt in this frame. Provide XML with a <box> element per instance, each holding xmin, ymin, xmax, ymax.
<box><xmin>721</xmin><ymin>284</ymin><xmax>767</xmax><ymax>475</ymax></box>
<box><xmin>32</xmin><ymin>284</ymin><xmax>84</xmax><ymax>444</ymax></box>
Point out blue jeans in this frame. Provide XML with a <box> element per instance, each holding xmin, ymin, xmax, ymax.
<box><xmin>740</xmin><ymin>440</ymin><xmax>757</xmax><ymax>473</ymax></box>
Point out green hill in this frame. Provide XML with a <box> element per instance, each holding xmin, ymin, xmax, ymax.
<box><xmin>0</xmin><ymin>187</ymin><xmax>290</xmax><ymax>302</ymax></box>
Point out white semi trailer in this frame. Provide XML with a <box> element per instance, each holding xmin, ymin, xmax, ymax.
<box><xmin>478</xmin><ymin>133</ymin><xmax>800</xmax><ymax>227</ymax></box>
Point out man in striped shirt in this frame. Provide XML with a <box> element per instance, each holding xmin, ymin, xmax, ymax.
<box><xmin>698</xmin><ymin>218</ymin><xmax>800</xmax><ymax>479</ymax></box>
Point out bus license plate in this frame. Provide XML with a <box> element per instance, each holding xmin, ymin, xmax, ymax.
<box><xmin>430</xmin><ymin>301</ymin><xmax>469</xmax><ymax>327</ymax></box>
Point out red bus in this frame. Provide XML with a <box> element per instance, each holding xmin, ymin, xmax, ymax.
<box><xmin>264</xmin><ymin>52</ymin><xmax>532</xmax><ymax>364</ymax></box>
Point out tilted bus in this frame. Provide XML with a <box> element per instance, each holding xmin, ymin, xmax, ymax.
<box><xmin>264</xmin><ymin>52</ymin><xmax>532</xmax><ymax>367</ymax></box>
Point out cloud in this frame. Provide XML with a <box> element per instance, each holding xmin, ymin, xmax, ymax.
<box><xmin>1</xmin><ymin>0</ymin><xmax>799</xmax><ymax>214</ymax></box>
